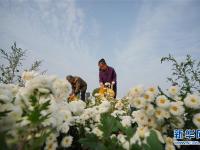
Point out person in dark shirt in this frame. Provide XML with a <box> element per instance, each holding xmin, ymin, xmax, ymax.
<box><xmin>66</xmin><ymin>75</ymin><xmax>87</xmax><ymax>101</ymax></box>
<box><xmin>98</xmin><ymin>58</ymin><xmax>117</xmax><ymax>98</ymax></box>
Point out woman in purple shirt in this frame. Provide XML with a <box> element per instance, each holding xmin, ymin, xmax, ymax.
<box><xmin>98</xmin><ymin>58</ymin><xmax>117</xmax><ymax>98</ymax></box>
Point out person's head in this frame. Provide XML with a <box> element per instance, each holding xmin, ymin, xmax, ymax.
<box><xmin>66</xmin><ymin>75</ymin><xmax>74</xmax><ymax>83</ymax></box>
<box><xmin>98</xmin><ymin>58</ymin><xmax>107</xmax><ymax>71</ymax></box>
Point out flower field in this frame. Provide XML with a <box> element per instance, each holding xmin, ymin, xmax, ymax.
<box><xmin>0</xmin><ymin>69</ymin><xmax>200</xmax><ymax>150</ymax></box>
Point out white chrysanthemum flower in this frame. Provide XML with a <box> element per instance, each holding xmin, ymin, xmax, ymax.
<box><xmin>0</xmin><ymin>95</ymin><xmax>11</xmax><ymax>102</ymax></box>
<box><xmin>110</xmin><ymin>134</ymin><xmax>116</xmax><ymax>139</ymax></box>
<box><xmin>130</xmin><ymin>126</ymin><xmax>150</xmax><ymax>146</ymax></box>
<box><xmin>42</xmin><ymin>117</ymin><xmax>56</xmax><ymax>127</ymax></box>
<box><xmin>184</xmin><ymin>94</ymin><xmax>200</xmax><ymax>109</ymax></box>
<box><xmin>52</xmin><ymin>79</ymin><xmax>69</xmax><ymax>100</ymax></box>
<box><xmin>174</xmin><ymin>96</ymin><xmax>181</xmax><ymax>101</ymax></box>
<box><xmin>137</xmin><ymin>126</ymin><xmax>150</xmax><ymax>138</ymax></box>
<box><xmin>46</xmin><ymin>133</ymin><xmax>57</xmax><ymax>144</ymax></box>
<box><xmin>20</xmin><ymin>116</ymin><xmax>30</xmax><ymax>126</ymax></box>
<box><xmin>144</xmin><ymin>103</ymin><xmax>155</xmax><ymax>116</ymax></box>
<box><xmin>22</xmin><ymin>71</ymin><xmax>39</xmax><ymax>81</ymax></box>
<box><xmin>0</xmin><ymin>84</ymin><xmax>18</xmax><ymax>102</ymax></box>
<box><xmin>61</xmin><ymin>136</ymin><xmax>73</xmax><ymax>148</ymax></box>
<box><xmin>44</xmin><ymin>142</ymin><xmax>58</xmax><ymax>150</ymax></box>
<box><xmin>143</xmin><ymin>91</ymin><xmax>155</xmax><ymax>102</ymax></box>
<box><xmin>169</xmin><ymin>102</ymin><xmax>185</xmax><ymax>116</ymax></box>
<box><xmin>1</xmin><ymin>84</ymin><xmax>19</xmax><ymax>96</ymax></box>
<box><xmin>59</xmin><ymin>109</ymin><xmax>72</xmax><ymax>123</ymax></box>
<box><xmin>92</xmin><ymin>127</ymin><xmax>103</xmax><ymax>138</ymax></box>
<box><xmin>69</xmin><ymin>100</ymin><xmax>86</xmax><ymax>115</ymax></box>
<box><xmin>122</xmin><ymin>141</ymin><xmax>130</xmax><ymax>150</ymax></box>
<box><xmin>117</xmin><ymin>134</ymin><xmax>127</xmax><ymax>144</ymax></box>
<box><xmin>115</xmin><ymin>100</ymin><xmax>124</xmax><ymax>110</ymax></box>
<box><xmin>17</xmin><ymin>75</ymin><xmax>56</xmax><ymax>105</ymax></box>
<box><xmin>128</xmin><ymin>85</ymin><xmax>144</xmax><ymax>98</ymax></box>
<box><xmin>147</xmin><ymin>117</ymin><xmax>156</xmax><ymax>128</ymax></box>
<box><xmin>111</xmin><ymin>110</ymin><xmax>126</xmax><ymax>118</ymax></box>
<box><xmin>147</xmin><ymin>86</ymin><xmax>158</xmax><ymax>95</ymax></box>
<box><xmin>79</xmin><ymin>113</ymin><xmax>90</xmax><ymax>122</ymax></box>
<box><xmin>8</xmin><ymin>105</ymin><xmax>22</xmax><ymax>120</ymax></box>
<box><xmin>84</xmin><ymin>127</ymin><xmax>91</xmax><ymax>133</ymax></box>
<box><xmin>168</xmin><ymin>86</ymin><xmax>179</xmax><ymax>96</ymax></box>
<box><xmin>121</xmin><ymin>116</ymin><xmax>132</xmax><ymax>127</ymax></box>
<box><xmin>38</xmin><ymin>88</ymin><xmax>50</xmax><ymax>94</ymax></box>
<box><xmin>98</xmin><ymin>101</ymin><xmax>111</xmax><ymax>113</ymax></box>
<box><xmin>155</xmin><ymin>108</ymin><xmax>170</xmax><ymax>120</ymax></box>
<box><xmin>59</xmin><ymin>122</ymin><xmax>70</xmax><ymax>133</ymax></box>
<box><xmin>129</xmin><ymin>97</ymin><xmax>146</xmax><ymax>109</ymax></box>
<box><xmin>132</xmin><ymin>110</ymin><xmax>148</xmax><ymax>126</ymax></box>
<box><xmin>156</xmin><ymin>95</ymin><xmax>170</xmax><ymax>108</ymax></box>
<box><xmin>193</xmin><ymin>113</ymin><xmax>200</xmax><ymax>128</ymax></box>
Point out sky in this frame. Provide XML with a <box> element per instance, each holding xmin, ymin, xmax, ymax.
<box><xmin>0</xmin><ymin>0</ymin><xmax>200</xmax><ymax>97</ymax></box>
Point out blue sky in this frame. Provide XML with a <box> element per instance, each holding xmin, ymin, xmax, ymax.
<box><xmin>0</xmin><ymin>0</ymin><xmax>200</xmax><ymax>97</ymax></box>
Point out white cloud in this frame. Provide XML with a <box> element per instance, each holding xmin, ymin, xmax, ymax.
<box><xmin>115</xmin><ymin>0</ymin><xmax>200</xmax><ymax>96</ymax></box>
<box><xmin>0</xmin><ymin>0</ymin><xmax>100</xmax><ymax>94</ymax></box>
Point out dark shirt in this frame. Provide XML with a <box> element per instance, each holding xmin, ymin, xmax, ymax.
<box><xmin>99</xmin><ymin>66</ymin><xmax>117</xmax><ymax>85</ymax></box>
<box><xmin>71</xmin><ymin>77</ymin><xmax>87</xmax><ymax>95</ymax></box>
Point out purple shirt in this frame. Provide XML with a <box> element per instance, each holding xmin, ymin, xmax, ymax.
<box><xmin>99</xmin><ymin>66</ymin><xmax>117</xmax><ymax>84</ymax></box>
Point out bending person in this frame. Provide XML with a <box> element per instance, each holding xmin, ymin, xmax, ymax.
<box><xmin>66</xmin><ymin>75</ymin><xmax>87</xmax><ymax>101</ymax></box>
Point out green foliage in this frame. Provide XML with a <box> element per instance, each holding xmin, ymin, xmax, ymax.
<box><xmin>99</xmin><ymin>113</ymin><xmax>120</xmax><ymax>138</ymax></box>
<box><xmin>161</xmin><ymin>54</ymin><xmax>200</xmax><ymax>95</ymax></box>
<box><xmin>161</xmin><ymin>54</ymin><xmax>200</xmax><ymax>130</ymax></box>
<box><xmin>21</xmin><ymin>95</ymin><xmax>51</xmax><ymax>124</ymax></box>
<box><xmin>79</xmin><ymin>134</ymin><xmax>107</xmax><ymax>150</ymax></box>
<box><xmin>16</xmin><ymin>92</ymin><xmax>52</xmax><ymax>149</ymax></box>
<box><xmin>0</xmin><ymin>131</ymin><xmax>9</xmax><ymax>150</ymax></box>
<box><xmin>24</xmin><ymin>129</ymin><xmax>52</xmax><ymax>150</ymax></box>
<box><xmin>92</xmin><ymin>88</ymin><xmax>100</xmax><ymax>97</ymax></box>
<box><xmin>145</xmin><ymin>130</ymin><xmax>163</xmax><ymax>150</ymax></box>
<box><xmin>79</xmin><ymin>113</ymin><xmax>164</xmax><ymax>150</ymax></box>
<box><xmin>157</xmin><ymin>86</ymin><xmax>176</xmax><ymax>102</ymax></box>
<box><xmin>0</xmin><ymin>110</ymin><xmax>11</xmax><ymax>119</ymax></box>
<box><xmin>0</xmin><ymin>42</ymin><xmax>43</xmax><ymax>85</ymax></box>
<box><xmin>29</xmin><ymin>60</ymin><xmax>43</xmax><ymax>72</ymax></box>
<box><xmin>130</xmin><ymin>130</ymin><xmax>163</xmax><ymax>150</ymax></box>
<box><xmin>79</xmin><ymin>113</ymin><xmax>136</xmax><ymax>150</ymax></box>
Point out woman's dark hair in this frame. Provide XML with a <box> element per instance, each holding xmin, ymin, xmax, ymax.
<box><xmin>98</xmin><ymin>58</ymin><xmax>106</xmax><ymax>65</ymax></box>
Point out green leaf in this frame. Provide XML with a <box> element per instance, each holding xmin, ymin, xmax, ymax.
<box><xmin>30</xmin><ymin>95</ymin><xmax>38</xmax><ymax>106</ymax></box>
<box><xmin>106</xmin><ymin>137</ymin><xmax>124</xmax><ymax>150</ymax></box>
<box><xmin>99</xmin><ymin>113</ymin><xmax>119</xmax><ymax>138</ymax></box>
<box><xmin>0</xmin><ymin>100</ymin><xmax>5</xmax><ymax>104</ymax></box>
<box><xmin>27</xmin><ymin>109</ymin><xmax>41</xmax><ymax>124</ymax></box>
<box><xmin>39</xmin><ymin>99</ymin><xmax>51</xmax><ymax>111</ymax></box>
<box><xmin>0</xmin><ymin>110</ymin><xmax>11</xmax><ymax>119</ymax></box>
<box><xmin>145</xmin><ymin>130</ymin><xmax>163</xmax><ymax>150</ymax></box>
<box><xmin>24</xmin><ymin>130</ymin><xmax>52</xmax><ymax>150</ymax></box>
<box><xmin>123</xmin><ymin>126</ymin><xmax>137</xmax><ymax>140</ymax></box>
<box><xmin>130</xmin><ymin>143</ymin><xmax>142</xmax><ymax>150</ymax></box>
<box><xmin>79</xmin><ymin>134</ymin><xmax>107</xmax><ymax>150</ymax></box>
<box><xmin>39</xmin><ymin>113</ymin><xmax>51</xmax><ymax>122</ymax></box>
<box><xmin>0</xmin><ymin>131</ymin><xmax>8</xmax><ymax>150</ymax></box>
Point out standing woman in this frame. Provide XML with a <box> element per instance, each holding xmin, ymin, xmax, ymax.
<box><xmin>98</xmin><ymin>58</ymin><xmax>117</xmax><ymax>98</ymax></box>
